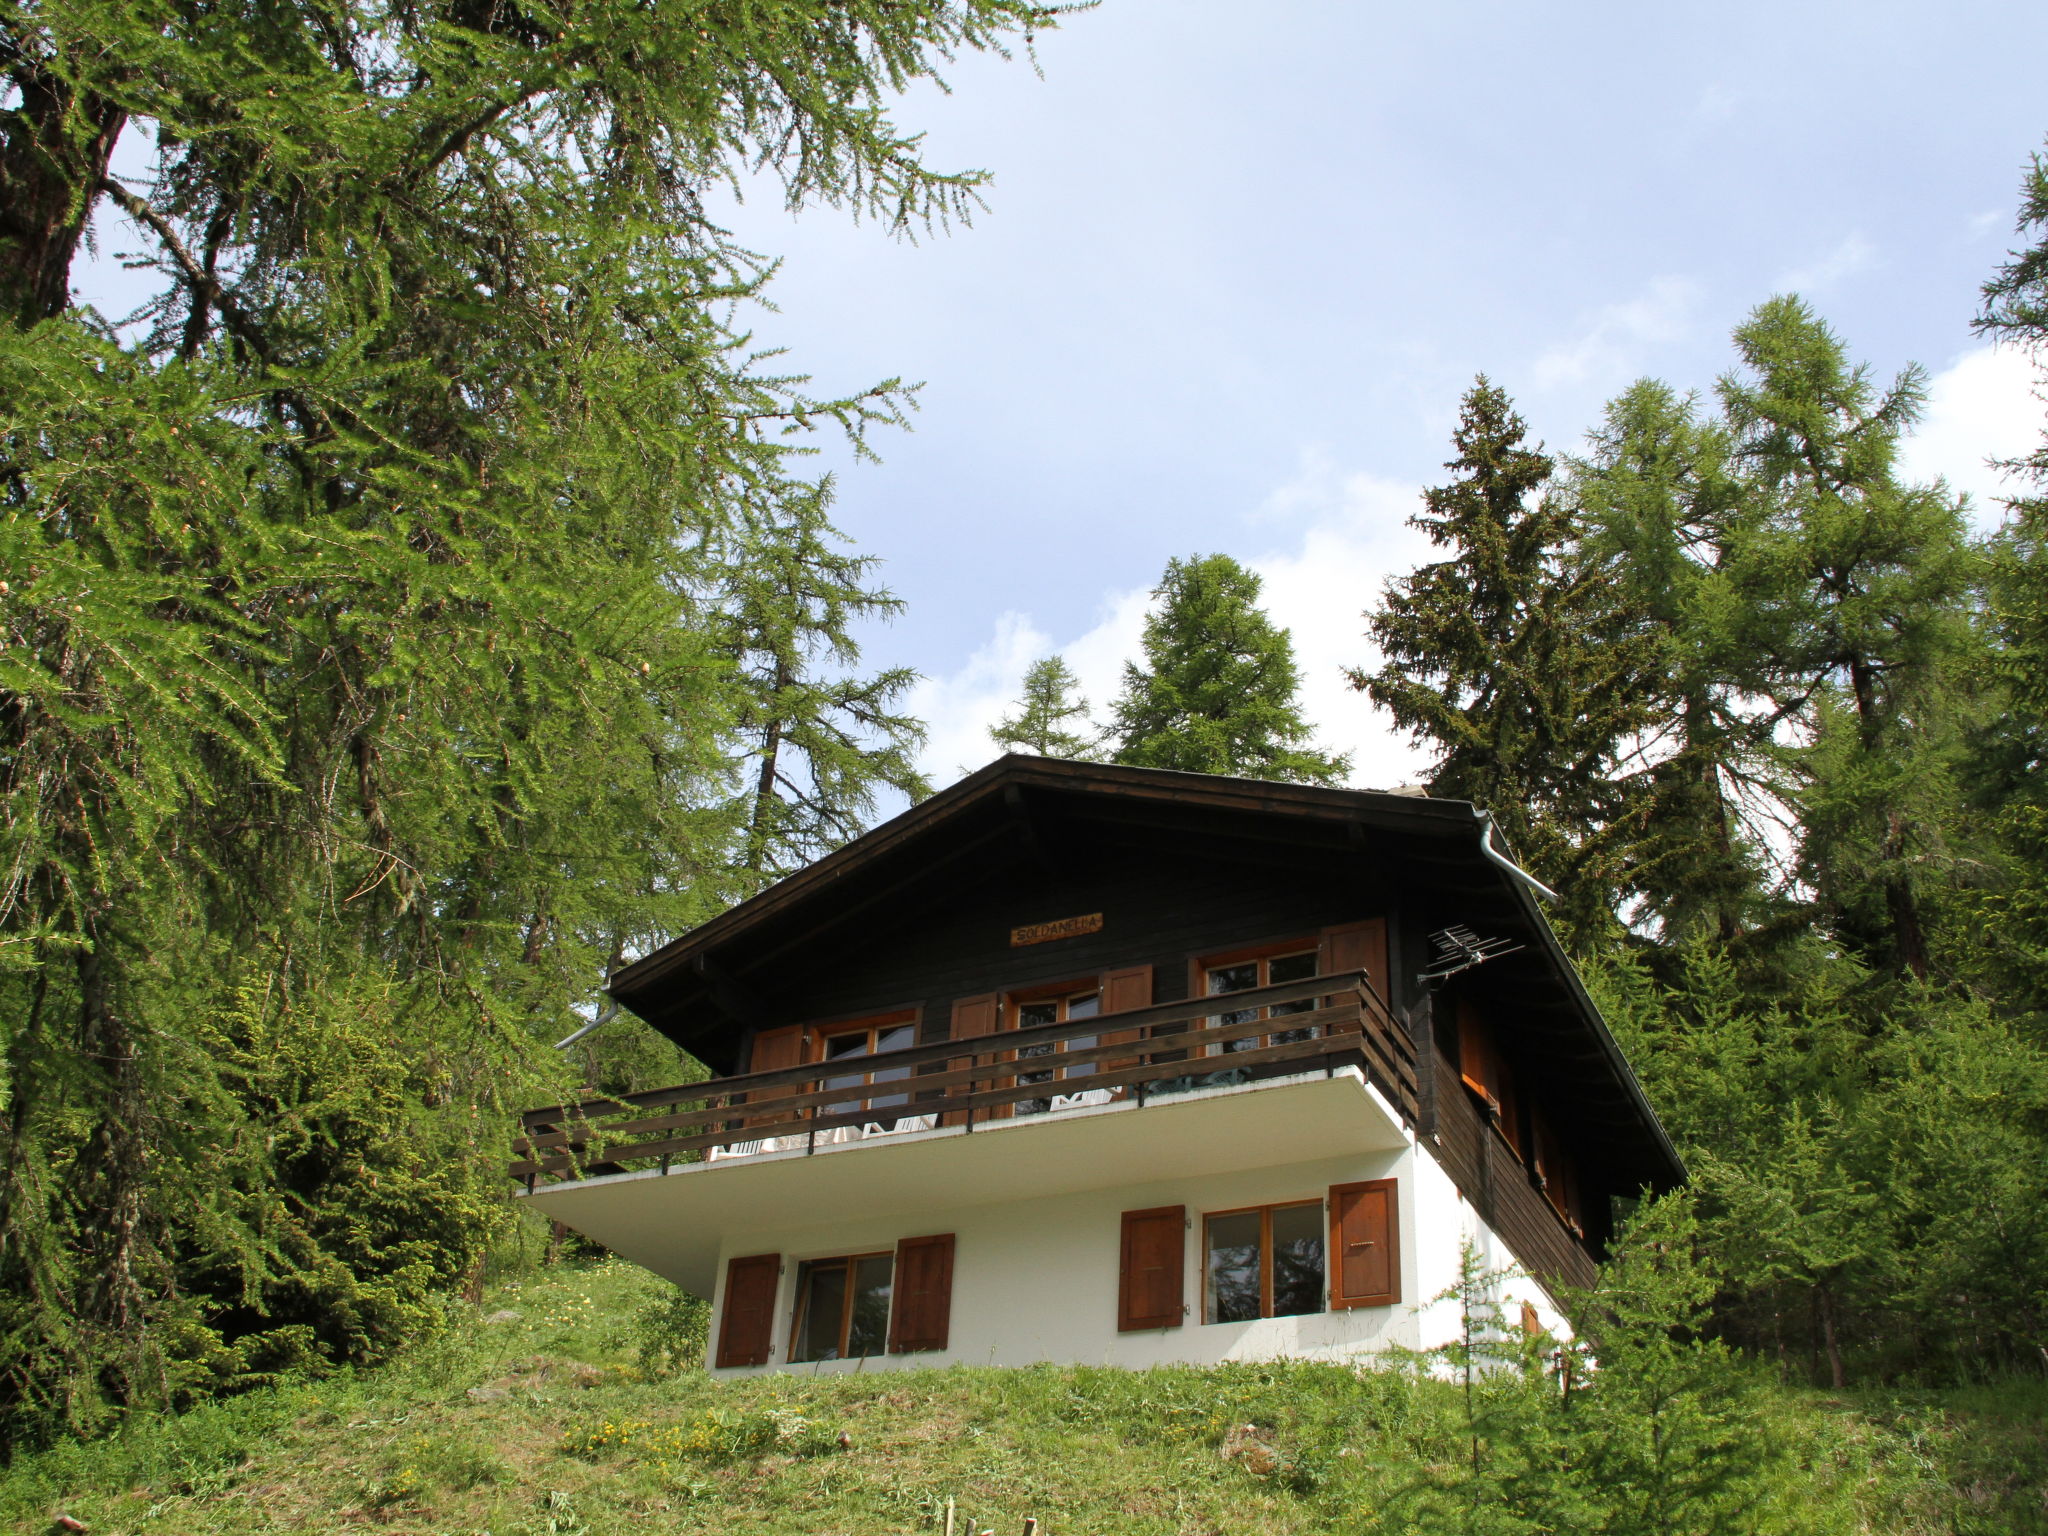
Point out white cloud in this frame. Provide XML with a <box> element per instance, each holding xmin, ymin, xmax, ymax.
<box><xmin>1899</xmin><ymin>341</ymin><xmax>2042</xmax><ymax>525</ymax></box>
<box><xmin>906</xmin><ymin>610</ymin><xmax>1056</xmax><ymax>781</ymax></box>
<box><xmin>1776</xmin><ymin>233</ymin><xmax>1876</xmax><ymax>295</ymax></box>
<box><xmin>1244</xmin><ymin>467</ymin><xmax>1436</xmax><ymax>791</ymax></box>
<box><xmin>1530</xmin><ymin>276</ymin><xmax>1701</xmax><ymax>392</ymax></box>
<box><xmin>907</xmin><ymin>458</ymin><xmax>1437</xmax><ymax>793</ymax></box>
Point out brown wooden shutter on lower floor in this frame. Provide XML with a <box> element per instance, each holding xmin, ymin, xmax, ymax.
<box><xmin>1319</xmin><ymin>918</ymin><xmax>1388</xmax><ymax>1008</ymax></box>
<box><xmin>1100</xmin><ymin>964</ymin><xmax>1154</xmax><ymax>1072</ymax></box>
<box><xmin>1118</xmin><ymin>1205</ymin><xmax>1185</xmax><ymax>1330</ymax></box>
<box><xmin>743</xmin><ymin>1025</ymin><xmax>803</xmax><ymax>1128</ymax></box>
<box><xmin>1328</xmin><ymin>1179</ymin><xmax>1399</xmax><ymax>1309</ymax></box>
<box><xmin>715</xmin><ymin>1253</ymin><xmax>781</xmax><ymax>1367</ymax></box>
<box><xmin>942</xmin><ymin>993</ymin><xmax>1000</xmax><ymax>1126</ymax></box>
<box><xmin>888</xmin><ymin>1233</ymin><xmax>956</xmax><ymax>1353</ymax></box>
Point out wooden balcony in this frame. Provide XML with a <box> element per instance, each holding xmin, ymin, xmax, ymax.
<box><xmin>511</xmin><ymin>971</ymin><xmax>1416</xmax><ymax>1188</ymax></box>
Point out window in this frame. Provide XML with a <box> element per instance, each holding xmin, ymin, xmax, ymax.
<box><xmin>815</xmin><ymin>1013</ymin><xmax>918</xmax><ymax>1125</ymax></box>
<box><xmin>789</xmin><ymin>1252</ymin><xmax>894</xmax><ymax>1362</ymax></box>
<box><xmin>1203</xmin><ymin>944</ymin><xmax>1321</xmax><ymax>1053</ymax></box>
<box><xmin>1204</xmin><ymin>1201</ymin><xmax>1326</xmax><ymax>1323</ymax></box>
<box><xmin>1009</xmin><ymin>984</ymin><xmax>1101</xmax><ymax>1115</ymax></box>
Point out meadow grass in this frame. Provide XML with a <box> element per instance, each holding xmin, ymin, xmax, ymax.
<box><xmin>1</xmin><ymin>1258</ymin><xmax>2040</xmax><ymax>1535</ymax></box>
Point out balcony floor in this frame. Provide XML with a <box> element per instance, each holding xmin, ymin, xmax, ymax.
<box><xmin>520</xmin><ymin>1066</ymin><xmax>1410</xmax><ymax>1294</ymax></box>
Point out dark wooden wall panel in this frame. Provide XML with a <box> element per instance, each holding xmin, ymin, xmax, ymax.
<box><xmin>738</xmin><ymin>848</ymin><xmax>1394</xmax><ymax>1055</ymax></box>
<box><xmin>1429</xmin><ymin>1039</ymin><xmax>1598</xmax><ymax>1300</ymax></box>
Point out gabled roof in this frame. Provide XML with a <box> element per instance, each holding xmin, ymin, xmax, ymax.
<box><xmin>610</xmin><ymin>755</ymin><xmax>1684</xmax><ymax>1190</ymax></box>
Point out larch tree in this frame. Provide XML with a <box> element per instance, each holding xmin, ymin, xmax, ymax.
<box><xmin>0</xmin><ymin>0</ymin><xmax>1066</xmax><ymax>1442</ymax></box>
<box><xmin>723</xmin><ymin>478</ymin><xmax>930</xmax><ymax>884</ymax></box>
<box><xmin>1718</xmin><ymin>296</ymin><xmax>1981</xmax><ymax>980</ymax></box>
<box><xmin>1970</xmin><ymin>145</ymin><xmax>2048</xmax><ymax>1008</ymax></box>
<box><xmin>990</xmin><ymin>656</ymin><xmax>1102</xmax><ymax>759</ymax></box>
<box><xmin>1110</xmin><ymin>555</ymin><xmax>1349</xmax><ymax>784</ymax></box>
<box><xmin>1566</xmin><ymin>381</ymin><xmax>1779</xmax><ymax>945</ymax></box>
<box><xmin>1354</xmin><ymin>378</ymin><xmax>1657</xmax><ymax>937</ymax></box>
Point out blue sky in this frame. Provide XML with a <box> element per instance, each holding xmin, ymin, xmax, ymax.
<box><xmin>77</xmin><ymin>0</ymin><xmax>2048</xmax><ymax>794</ymax></box>
<box><xmin>705</xmin><ymin>0</ymin><xmax>2048</xmax><ymax>790</ymax></box>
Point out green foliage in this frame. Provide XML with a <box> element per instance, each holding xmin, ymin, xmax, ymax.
<box><xmin>632</xmin><ymin>1285</ymin><xmax>711</xmax><ymax>1381</ymax></box>
<box><xmin>1592</xmin><ymin>945</ymin><xmax>2048</xmax><ymax>1385</ymax></box>
<box><xmin>1112</xmin><ymin>554</ymin><xmax>1349</xmax><ymax>783</ymax></box>
<box><xmin>990</xmin><ymin>655</ymin><xmax>1103</xmax><ymax>759</ymax></box>
<box><xmin>1388</xmin><ymin>1202</ymin><xmax>1869</xmax><ymax>1536</ymax></box>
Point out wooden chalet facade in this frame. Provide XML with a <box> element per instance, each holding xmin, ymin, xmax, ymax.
<box><xmin>513</xmin><ymin>756</ymin><xmax>1683</xmax><ymax>1374</ymax></box>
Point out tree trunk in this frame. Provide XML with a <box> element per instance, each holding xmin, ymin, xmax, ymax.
<box><xmin>1817</xmin><ymin>1281</ymin><xmax>1846</xmax><ymax>1391</ymax></box>
<box><xmin>0</xmin><ymin>67</ymin><xmax>126</xmax><ymax>327</ymax></box>
<box><xmin>74</xmin><ymin>930</ymin><xmax>150</xmax><ymax>1398</ymax></box>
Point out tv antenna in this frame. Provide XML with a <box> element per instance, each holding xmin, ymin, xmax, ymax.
<box><xmin>1420</xmin><ymin>924</ymin><xmax>1524</xmax><ymax>981</ymax></box>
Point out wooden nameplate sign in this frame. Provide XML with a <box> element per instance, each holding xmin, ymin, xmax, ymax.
<box><xmin>1010</xmin><ymin>913</ymin><xmax>1103</xmax><ymax>947</ymax></box>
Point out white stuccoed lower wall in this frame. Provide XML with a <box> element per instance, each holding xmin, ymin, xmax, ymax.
<box><xmin>707</xmin><ymin>1132</ymin><xmax>1571</xmax><ymax>1377</ymax></box>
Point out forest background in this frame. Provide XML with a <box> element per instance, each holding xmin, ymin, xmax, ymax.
<box><xmin>7</xmin><ymin>0</ymin><xmax>2048</xmax><ymax>1487</ymax></box>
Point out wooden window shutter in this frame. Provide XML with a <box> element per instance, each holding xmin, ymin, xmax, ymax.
<box><xmin>888</xmin><ymin>1233</ymin><xmax>956</xmax><ymax>1353</ymax></box>
<box><xmin>1328</xmin><ymin>1178</ymin><xmax>1399</xmax><ymax>1309</ymax></box>
<box><xmin>1100</xmin><ymin>964</ymin><xmax>1153</xmax><ymax>1072</ymax></box>
<box><xmin>1118</xmin><ymin>1205</ymin><xmax>1185</xmax><ymax>1330</ymax></box>
<box><xmin>1319</xmin><ymin>919</ymin><xmax>1388</xmax><ymax>1007</ymax></box>
<box><xmin>715</xmin><ymin>1253</ymin><xmax>780</xmax><ymax>1367</ymax></box>
<box><xmin>1456</xmin><ymin>999</ymin><xmax>1496</xmax><ymax>1107</ymax></box>
<box><xmin>744</xmin><ymin>1025</ymin><xmax>804</xmax><ymax>1128</ymax></box>
<box><xmin>942</xmin><ymin>993</ymin><xmax>1000</xmax><ymax>1126</ymax></box>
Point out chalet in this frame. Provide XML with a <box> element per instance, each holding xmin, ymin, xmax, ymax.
<box><xmin>512</xmin><ymin>756</ymin><xmax>1683</xmax><ymax>1374</ymax></box>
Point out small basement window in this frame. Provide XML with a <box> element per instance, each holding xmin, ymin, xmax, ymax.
<box><xmin>789</xmin><ymin>1252</ymin><xmax>894</xmax><ymax>1362</ymax></box>
<box><xmin>1204</xmin><ymin>1201</ymin><xmax>1326</xmax><ymax>1323</ymax></box>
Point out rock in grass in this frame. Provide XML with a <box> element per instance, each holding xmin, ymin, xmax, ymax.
<box><xmin>482</xmin><ymin>1309</ymin><xmax>524</xmax><ymax>1324</ymax></box>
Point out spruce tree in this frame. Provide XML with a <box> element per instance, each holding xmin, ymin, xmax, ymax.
<box><xmin>1110</xmin><ymin>555</ymin><xmax>1349</xmax><ymax>784</ymax></box>
<box><xmin>1355</xmin><ymin>377</ymin><xmax>1657</xmax><ymax>935</ymax></box>
<box><xmin>990</xmin><ymin>656</ymin><xmax>1102</xmax><ymax>759</ymax></box>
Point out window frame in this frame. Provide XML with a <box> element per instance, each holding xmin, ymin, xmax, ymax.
<box><xmin>1002</xmin><ymin>976</ymin><xmax>1105</xmax><ymax>1114</ymax></box>
<box><xmin>786</xmin><ymin>1249</ymin><xmax>896</xmax><ymax>1363</ymax></box>
<box><xmin>1201</xmin><ymin>1198</ymin><xmax>1327</xmax><ymax>1324</ymax></box>
<box><xmin>808</xmin><ymin>1009</ymin><xmax>921</xmax><ymax>1118</ymax></box>
<box><xmin>1194</xmin><ymin>938</ymin><xmax>1324</xmax><ymax>1056</ymax></box>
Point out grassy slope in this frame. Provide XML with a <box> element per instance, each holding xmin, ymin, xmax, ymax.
<box><xmin>3</xmin><ymin>1259</ymin><xmax>2044</xmax><ymax>1536</ymax></box>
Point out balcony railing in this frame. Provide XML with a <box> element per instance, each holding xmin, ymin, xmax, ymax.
<box><xmin>511</xmin><ymin>970</ymin><xmax>1416</xmax><ymax>1188</ymax></box>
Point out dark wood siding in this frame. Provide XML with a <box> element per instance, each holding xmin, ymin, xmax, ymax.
<box><xmin>736</xmin><ymin>846</ymin><xmax>1397</xmax><ymax>1051</ymax></box>
<box><xmin>889</xmin><ymin>1233</ymin><xmax>955</xmax><ymax>1353</ymax></box>
<box><xmin>1118</xmin><ymin>1206</ymin><xmax>1185</xmax><ymax>1330</ymax></box>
